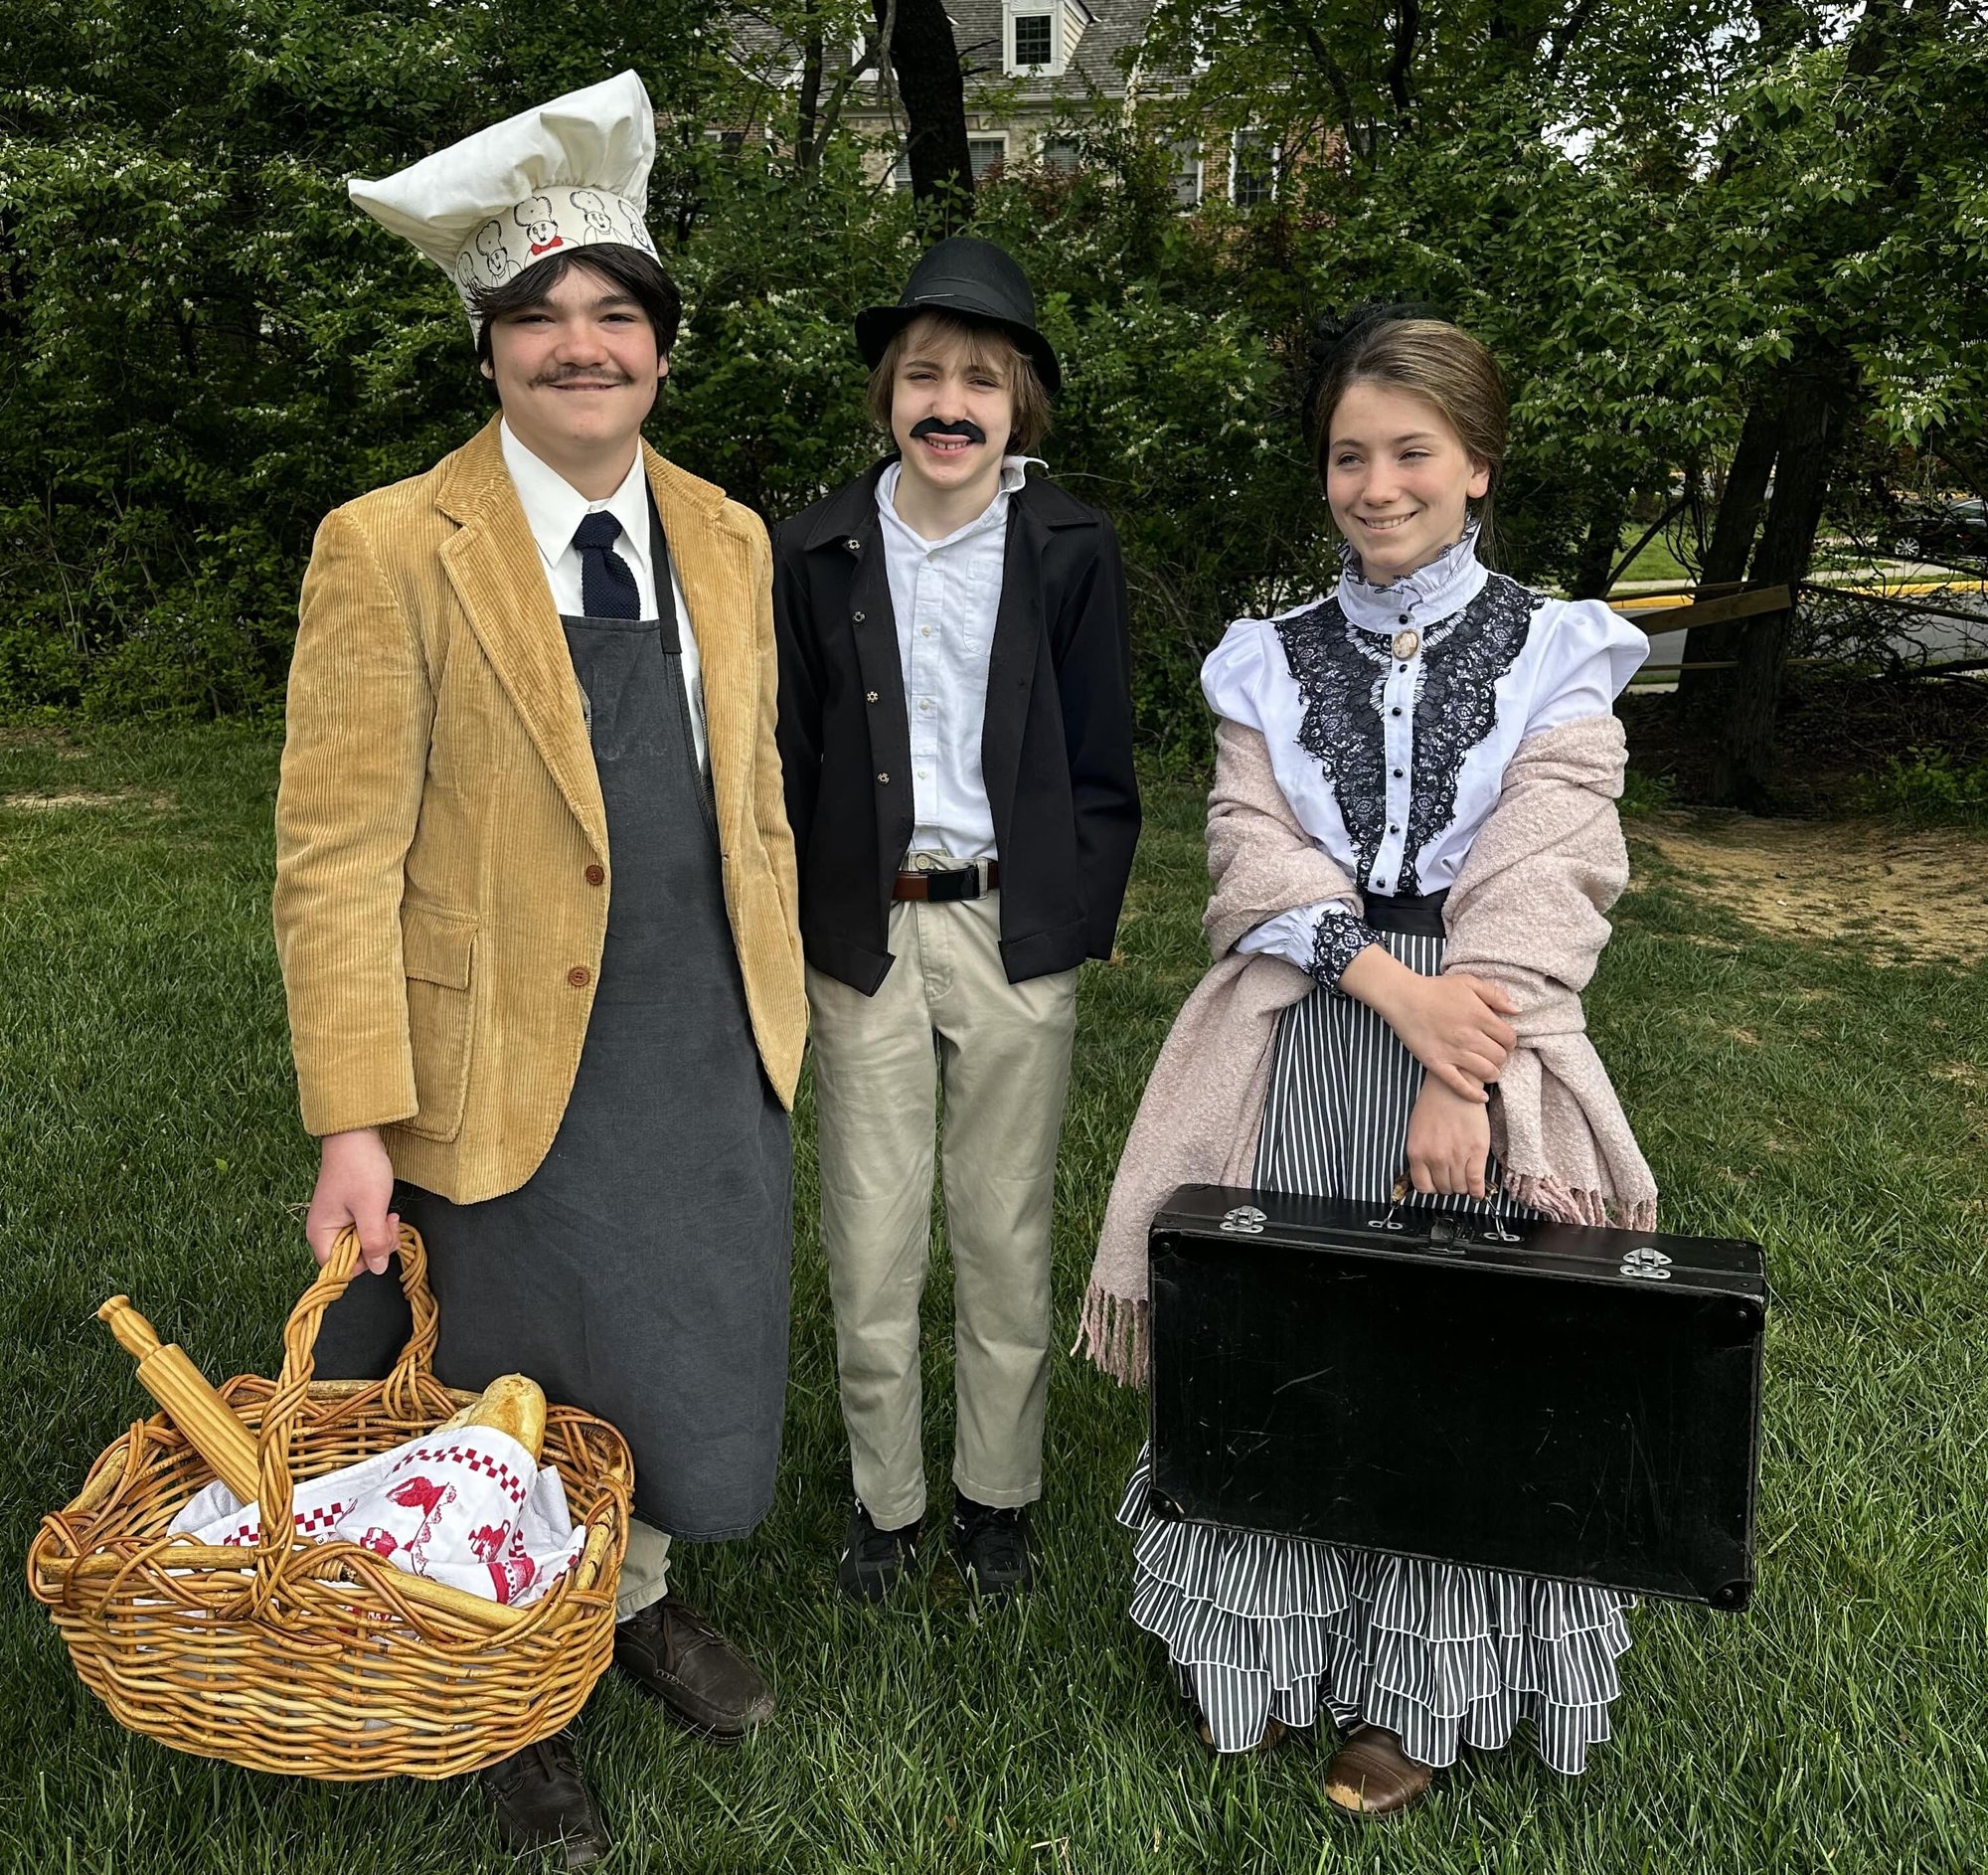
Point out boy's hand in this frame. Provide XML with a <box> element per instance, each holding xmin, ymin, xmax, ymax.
<box><xmin>305</xmin><ymin>1127</ymin><xmax>399</xmax><ymax>1274</ymax></box>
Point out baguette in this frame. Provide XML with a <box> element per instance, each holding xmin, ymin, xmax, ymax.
<box><xmin>435</xmin><ymin>1374</ymin><xmax>547</xmax><ymax>1461</ymax></box>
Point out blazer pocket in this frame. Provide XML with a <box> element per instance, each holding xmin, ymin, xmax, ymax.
<box><xmin>401</xmin><ymin>904</ymin><xmax>477</xmax><ymax>1143</ymax></box>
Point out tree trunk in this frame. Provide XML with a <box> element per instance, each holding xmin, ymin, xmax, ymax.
<box><xmin>796</xmin><ymin>7</ymin><xmax>824</xmax><ymax>175</ymax></box>
<box><xmin>1567</xmin><ymin>492</ymin><xmax>1628</xmax><ymax>600</ymax></box>
<box><xmin>1674</xmin><ymin>394</ymin><xmax>1780</xmax><ymax>716</ymax></box>
<box><xmin>1708</xmin><ymin>365</ymin><xmax>1847</xmax><ymax>807</ymax></box>
<box><xmin>872</xmin><ymin>0</ymin><xmax>974</xmax><ymax>222</ymax></box>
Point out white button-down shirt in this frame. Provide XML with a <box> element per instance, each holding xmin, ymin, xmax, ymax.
<box><xmin>499</xmin><ymin>419</ymin><xmax>707</xmax><ymax>772</ymax></box>
<box><xmin>875</xmin><ymin>455</ymin><xmax>1042</xmax><ymax>860</ymax></box>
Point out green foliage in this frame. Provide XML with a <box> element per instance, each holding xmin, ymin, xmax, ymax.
<box><xmin>3</xmin><ymin>0</ymin><xmax>1985</xmax><ymax>753</ymax></box>
<box><xmin>1857</xmin><ymin>746</ymin><xmax>1988</xmax><ymax>824</ymax></box>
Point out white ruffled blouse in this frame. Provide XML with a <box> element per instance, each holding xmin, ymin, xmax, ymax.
<box><xmin>1209</xmin><ymin>527</ymin><xmax>1648</xmax><ymax>986</ymax></box>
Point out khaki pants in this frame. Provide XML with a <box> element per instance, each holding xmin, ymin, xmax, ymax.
<box><xmin>807</xmin><ymin>876</ymin><xmax>1078</xmax><ymax>1529</ymax></box>
<box><xmin>618</xmin><ymin>1520</ymin><xmax>671</xmax><ymax>1619</ymax></box>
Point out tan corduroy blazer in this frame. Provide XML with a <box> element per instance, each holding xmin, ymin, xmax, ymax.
<box><xmin>273</xmin><ymin>418</ymin><xmax>806</xmax><ymax>1205</ymax></box>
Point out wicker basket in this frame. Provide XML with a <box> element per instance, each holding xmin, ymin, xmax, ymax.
<box><xmin>27</xmin><ymin>1225</ymin><xmax>631</xmax><ymax>1781</ymax></box>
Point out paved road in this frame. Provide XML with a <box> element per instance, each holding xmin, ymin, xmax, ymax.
<box><xmin>1631</xmin><ymin>587</ymin><xmax>1988</xmax><ymax>675</ymax></box>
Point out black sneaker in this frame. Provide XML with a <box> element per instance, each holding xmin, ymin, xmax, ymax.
<box><xmin>950</xmin><ymin>1494</ymin><xmax>1035</xmax><ymax>1601</ymax></box>
<box><xmin>836</xmin><ymin>1500</ymin><xmax>921</xmax><ymax>1603</ymax></box>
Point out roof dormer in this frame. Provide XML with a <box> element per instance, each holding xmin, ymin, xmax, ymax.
<box><xmin>1002</xmin><ymin>0</ymin><xmax>1094</xmax><ymax>79</ymax></box>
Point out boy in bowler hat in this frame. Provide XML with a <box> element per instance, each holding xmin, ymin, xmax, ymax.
<box><xmin>772</xmin><ymin>237</ymin><xmax>1140</xmax><ymax>1603</ymax></box>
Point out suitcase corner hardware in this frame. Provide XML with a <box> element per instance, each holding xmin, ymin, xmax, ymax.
<box><xmin>1220</xmin><ymin>1206</ymin><xmax>1267</xmax><ymax>1235</ymax></box>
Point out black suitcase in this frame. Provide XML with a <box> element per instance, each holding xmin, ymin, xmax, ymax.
<box><xmin>1146</xmin><ymin>1184</ymin><xmax>1766</xmax><ymax>1608</ymax></box>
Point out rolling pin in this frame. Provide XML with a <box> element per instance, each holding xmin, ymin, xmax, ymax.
<box><xmin>96</xmin><ymin>1294</ymin><xmax>527</xmax><ymax>1632</ymax></box>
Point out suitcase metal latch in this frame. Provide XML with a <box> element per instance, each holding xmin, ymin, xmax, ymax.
<box><xmin>1219</xmin><ymin>1205</ymin><xmax>1267</xmax><ymax>1235</ymax></box>
<box><xmin>1619</xmin><ymin>1246</ymin><xmax>1673</xmax><ymax>1280</ymax></box>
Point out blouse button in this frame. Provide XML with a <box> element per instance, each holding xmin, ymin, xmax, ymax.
<box><xmin>1393</xmin><ymin>767</ymin><xmax>1405</xmax><ymax>778</ymax></box>
<box><xmin>1374</xmin><ymin>878</ymin><xmax>1389</xmax><ymax>890</ymax></box>
<box><xmin>1389</xmin><ymin>823</ymin><xmax>1401</xmax><ymax>834</ymax></box>
<box><xmin>1390</xmin><ymin>706</ymin><xmax>1403</xmax><ymax>718</ymax></box>
<box><xmin>1398</xmin><ymin>611</ymin><xmax>1411</xmax><ymax>624</ymax></box>
<box><xmin>1399</xmin><ymin>663</ymin><xmax>1408</xmax><ymax>673</ymax></box>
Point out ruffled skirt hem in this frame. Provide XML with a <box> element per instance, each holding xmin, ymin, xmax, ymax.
<box><xmin>1118</xmin><ymin>1447</ymin><xmax>1633</xmax><ymax>1774</ymax></box>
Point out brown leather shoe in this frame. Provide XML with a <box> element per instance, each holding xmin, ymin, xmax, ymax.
<box><xmin>1321</xmin><ymin>1724</ymin><xmax>1435</xmax><ymax>1818</ymax></box>
<box><xmin>1191</xmin><ymin>1704</ymin><xmax>1288</xmax><ymax>1757</ymax></box>
<box><xmin>613</xmin><ymin>1593</ymin><xmax>775</xmax><ymax>1742</ymax></box>
<box><xmin>477</xmin><ymin>1731</ymin><xmax>612</xmax><ymax>1868</ymax></box>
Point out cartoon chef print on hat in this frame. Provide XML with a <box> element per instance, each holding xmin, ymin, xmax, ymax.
<box><xmin>347</xmin><ymin>70</ymin><xmax>662</xmax><ymax>333</ymax></box>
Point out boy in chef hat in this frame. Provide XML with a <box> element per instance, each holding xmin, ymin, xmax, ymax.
<box><xmin>277</xmin><ymin>71</ymin><xmax>808</xmax><ymax>1867</ymax></box>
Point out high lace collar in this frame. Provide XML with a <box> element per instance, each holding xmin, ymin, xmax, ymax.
<box><xmin>1336</xmin><ymin>518</ymin><xmax>1489</xmax><ymax>634</ymax></box>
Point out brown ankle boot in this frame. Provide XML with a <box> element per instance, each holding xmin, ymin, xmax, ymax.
<box><xmin>1321</xmin><ymin>1724</ymin><xmax>1434</xmax><ymax>1817</ymax></box>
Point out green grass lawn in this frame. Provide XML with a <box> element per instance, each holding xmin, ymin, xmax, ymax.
<box><xmin>1612</xmin><ymin>524</ymin><xmax>1693</xmax><ymax>588</ymax></box>
<box><xmin>3</xmin><ymin>725</ymin><xmax>1985</xmax><ymax>1874</ymax></box>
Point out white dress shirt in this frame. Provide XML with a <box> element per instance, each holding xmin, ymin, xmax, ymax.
<box><xmin>499</xmin><ymin>419</ymin><xmax>708</xmax><ymax>772</ymax></box>
<box><xmin>875</xmin><ymin>455</ymin><xmax>1043</xmax><ymax>860</ymax></box>
<box><xmin>1212</xmin><ymin>528</ymin><xmax>1648</xmax><ymax>983</ymax></box>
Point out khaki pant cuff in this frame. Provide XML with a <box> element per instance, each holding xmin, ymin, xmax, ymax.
<box><xmin>951</xmin><ymin>1473</ymin><xmax>1042</xmax><ymax>1511</ymax></box>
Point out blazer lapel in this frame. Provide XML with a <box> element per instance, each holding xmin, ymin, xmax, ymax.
<box><xmin>437</xmin><ymin>423</ymin><xmax>607</xmax><ymax>856</ymax></box>
<box><xmin>647</xmin><ymin>447</ymin><xmax>753</xmax><ymax>841</ymax></box>
<box><xmin>980</xmin><ymin>500</ymin><xmax>1045</xmax><ymax>852</ymax></box>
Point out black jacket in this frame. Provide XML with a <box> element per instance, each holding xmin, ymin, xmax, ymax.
<box><xmin>772</xmin><ymin>462</ymin><xmax>1140</xmax><ymax>993</ymax></box>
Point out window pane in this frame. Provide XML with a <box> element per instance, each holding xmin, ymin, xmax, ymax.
<box><xmin>1169</xmin><ymin>139</ymin><xmax>1202</xmax><ymax>207</ymax></box>
<box><xmin>893</xmin><ymin>149</ymin><xmax>912</xmax><ymax>192</ymax></box>
<box><xmin>968</xmin><ymin>137</ymin><xmax>1006</xmax><ymax>180</ymax></box>
<box><xmin>1233</xmin><ymin>130</ymin><xmax>1274</xmax><ymax>207</ymax></box>
<box><xmin>1042</xmin><ymin>137</ymin><xmax>1079</xmax><ymax>174</ymax></box>
<box><xmin>1013</xmin><ymin>14</ymin><xmax>1054</xmax><ymax>66</ymax></box>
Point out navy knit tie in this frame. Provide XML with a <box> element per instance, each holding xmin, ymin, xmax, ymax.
<box><xmin>573</xmin><ymin>510</ymin><xmax>640</xmax><ymax>619</ymax></box>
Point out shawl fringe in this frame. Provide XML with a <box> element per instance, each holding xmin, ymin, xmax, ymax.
<box><xmin>1077</xmin><ymin>1282</ymin><xmax>1150</xmax><ymax>1390</ymax></box>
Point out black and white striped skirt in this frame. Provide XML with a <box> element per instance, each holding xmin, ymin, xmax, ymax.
<box><xmin>1120</xmin><ymin>929</ymin><xmax>1634</xmax><ymax>1775</ymax></box>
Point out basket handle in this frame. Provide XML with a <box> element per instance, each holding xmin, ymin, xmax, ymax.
<box><xmin>247</xmin><ymin>1223</ymin><xmax>441</xmax><ymax>1607</ymax></box>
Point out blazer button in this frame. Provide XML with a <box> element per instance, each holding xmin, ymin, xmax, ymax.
<box><xmin>877</xmin><ymin>772</ymin><xmax>890</xmax><ymax>784</ymax></box>
<box><xmin>844</xmin><ymin>537</ymin><xmax>862</xmax><ymax>553</ymax></box>
<box><xmin>568</xmin><ymin>965</ymin><xmax>590</xmax><ymax>988</ymax></box>
<box><xmin>867</xmin><ymin>691</ymin><xmax>880</xmax><ymax>704</ymax></box>
<box><xmin>852</xmin><ymin>610</ymin><xmax>866</xmax><ymax>623</ymax></box>
<box><xmin>584</xmin><ymin>863</ymin><xmax>605</xmax><ymax>886</ymax></box>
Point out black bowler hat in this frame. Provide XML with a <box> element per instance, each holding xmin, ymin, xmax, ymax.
<box><xmin>855</xmin><ymin>236</ymin><xmax>1062</xmax><ymax>397</ymax></box>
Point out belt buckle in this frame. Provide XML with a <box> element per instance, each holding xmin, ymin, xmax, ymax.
<box><xmin>931</xmin><ymin>864</ymin><xmax>978</xmax><ymax>903</ymax></box>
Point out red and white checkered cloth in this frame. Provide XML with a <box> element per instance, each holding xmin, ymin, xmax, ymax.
<box><xmin>168</xmin><ymin>1425</ymin><xmax>589</xmax><ymax>1607</ymax></box>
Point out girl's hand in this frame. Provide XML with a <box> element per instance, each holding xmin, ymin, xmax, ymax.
<box><xmin>1340</xmin><ymin>948</ymin><xmax>1518</xmax><ymax>1102</ymax></box>
<box><xmin>1407</xmin><ymin>1079</ymin><xmax>1493</xmax><ymax>1199</ymax></box>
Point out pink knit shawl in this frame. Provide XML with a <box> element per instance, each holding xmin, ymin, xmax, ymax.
<box><xmin>1078</xmin><ymin>711</ymin><xmax>1659</xmax><ymax>1388</ymax></box>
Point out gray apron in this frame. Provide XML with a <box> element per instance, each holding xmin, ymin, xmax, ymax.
<box><xmin>314</xmin><ymin>503</ymin><xmax>792</xmax><ymax>1540</ymax></box>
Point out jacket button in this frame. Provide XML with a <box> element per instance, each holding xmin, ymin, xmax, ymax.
<box><xmin>877</xmin><ymin>772</ymin><xmax>890</xmax><ymax>784</ymax></box>
<box><xmin>845</xmin><ymin>537</ymin><xmax>862</xmax><ymax>553</ymax></box>
<box><xmin>568</xmin><ymin>965</ymin><xmax>590</xmax><ymax>988</ymax></box>
<box><xmin>852</xmin><ymin>610</ymin><xmax>866</xmax><ymax>623</ymax></box>
<box><xmin>866</xmin><ymin>691</ymin><xmax>880</xmax><ymax>703</ymax></box>
<box><xmin>583</xmin><ymin>863</ymin><xmax>604</xmax><ymax>886</ymax></box>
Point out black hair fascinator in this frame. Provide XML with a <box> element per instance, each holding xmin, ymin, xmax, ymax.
<box><xmin>1301</xmin><ymin>299</ymin><xmax>1448</xmax><ymax>433</ymax></box>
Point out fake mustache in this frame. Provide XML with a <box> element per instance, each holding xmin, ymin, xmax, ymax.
<box><xmin>532</xmin><ymin>365</ymin><xmax>634</xmax><ymax>387</ymax></box>
<box><xmin>910</xmin><ymin>417</ymin><xmax>987</xmax><ymax>444</ymax></box>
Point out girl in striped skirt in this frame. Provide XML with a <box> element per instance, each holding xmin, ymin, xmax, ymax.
<box><xmin>1082</xmin><ymin>309</ymin><xmax>1657</xmax><ymax>1817</ymax></box>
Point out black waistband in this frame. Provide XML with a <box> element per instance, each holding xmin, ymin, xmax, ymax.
<box><xmin>1363</xmin><ymin>889</ymin><xmax>1448</xmax><ymax>937</ymax></box>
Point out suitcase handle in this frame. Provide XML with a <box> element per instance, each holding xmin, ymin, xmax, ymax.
<box><xmin>1366</xmin><ymin>1178</ymin><xmax>1526</xmax><ymax>1247</ymax></box>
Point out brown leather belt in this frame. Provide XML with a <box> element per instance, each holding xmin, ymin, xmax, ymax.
<box><xmin>893</xmin><ymin>861</ymin><xmax>1000</xmax><ymax>903</ymax></box>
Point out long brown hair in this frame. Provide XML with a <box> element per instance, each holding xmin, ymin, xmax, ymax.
<box><xmin>1310</xmin><ymin>316</ymin><xmax>1508</xmax><ymax>568</ymax></box>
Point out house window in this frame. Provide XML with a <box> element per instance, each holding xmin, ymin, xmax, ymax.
<box><xmin>1012</xmin><ymin>13</ymin><xmax>1055</xmax><ymax>68</ymax></box>
<box><xmin>1042</xmin><ymin>136</ymin><xmax>1080</xmax><ymax>174</ymax></box>
<box><xmin>1230</xmin><ymin>128</ymin><xmax>1276</xmax><ymax>207</ymax></box>
<box><xmin>969</xmin><ymin>136</ymin><xmax>1008</xmax><ymax>181</ymax></box>
<box><xmin>1169</xmin><ymin>139</ymin><xmax>1203</xmax><ymax>208</ymax></box>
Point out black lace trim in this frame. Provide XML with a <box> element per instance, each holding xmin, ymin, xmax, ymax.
<box><xmin>1307</xmin><ymin>909</ymin><xmax>1385</xmax><ymax>990</ymax></box>
<box><xmin>1273</xmin><ymin>575</ymin><xmax>1544</xmax><ymax>894</ymax></box>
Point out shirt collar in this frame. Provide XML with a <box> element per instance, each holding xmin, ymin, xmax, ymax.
<box><xmin>499</xmin><ymin>419</ymin><xmax>651</xmax><ymax>573</ymax></box>
<box><xmin>1336</xmin><ymin>517</ymin><xmax>1488</xmax><ymax>631</ymax></box>
<box><xmin>876</xmin><ymin>454</ymin><xmax>1044</xmax><ymax>553</ymax></box>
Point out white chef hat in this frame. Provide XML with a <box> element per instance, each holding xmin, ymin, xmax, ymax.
<box><xmin>348</xmin><ymin>70</ymin><xmax>661</xmax><ymax>333</ymax></box>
